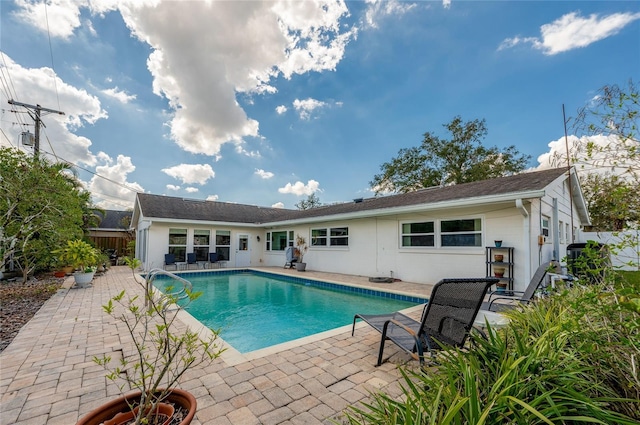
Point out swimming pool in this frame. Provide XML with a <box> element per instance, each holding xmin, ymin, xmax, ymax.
<box><xmin>153</xmin><ymin>270</ymin><xmax>427</xmax><ymax>353</ymax></box>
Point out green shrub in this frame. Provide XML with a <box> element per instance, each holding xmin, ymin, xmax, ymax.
<box><xmin>343</xmin><ymin>277</ymin><xmax>639</xmax><ymax>424</ymax></box>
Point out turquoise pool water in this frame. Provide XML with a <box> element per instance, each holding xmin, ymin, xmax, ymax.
<box><xmin>153</xmin><ymin>270</ymin><xmax>426</xmax><ymax>353</ymax></box>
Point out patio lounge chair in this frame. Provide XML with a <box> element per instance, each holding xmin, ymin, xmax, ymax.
<box><xmin>482</xmin><ymin>260</ymin><xmax>563</xmax><ymax>312</ymax></box>
<box><xmin>164</xmin><ymin>254</ymin><xmax>177</xmax><ymax>270</ymax></box>
<box><xmin>352</xmin><ymin>277</ymin><xmax>498</xmax><ymax>366</ymax></box>
<box><xmin>284</xmin><ymin>246</ymin><xmax>298</xmax><ymax>269</ymax></box>
<box><xmin>186</xmin><ymin>253</ymin><xmax>198</xmax><ymax>270</ymax></box>
<box><xmin>207</xmin><ymin>252</ymin><xmax>221</xmax><ymax>269</ymax></box>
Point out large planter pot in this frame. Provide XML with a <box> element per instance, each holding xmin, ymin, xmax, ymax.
<box><xmin>76</xmin><ymin>388</ymin><xmax>197</xmax><ymax>425</ymax></box>
<box><xmin>73</xmin><ymin>271</ymin><xmax>95</xmax><ymax>288</ymax></box>
<box><xmin>295</xmin><ymin>262</ymin><xmax>307</xmax><ymax>272</ymax></box>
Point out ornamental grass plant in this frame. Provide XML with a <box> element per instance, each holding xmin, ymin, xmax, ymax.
<box><xmin>342</xmin><ymin>270</ymin><xmax>640</xmax><ymax>424</ymax></box>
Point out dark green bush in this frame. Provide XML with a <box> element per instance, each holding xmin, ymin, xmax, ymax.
<box><xmin>343</xmin><ymin>272</ymin><xmax>640</xmax><ymax>424</ymax></box>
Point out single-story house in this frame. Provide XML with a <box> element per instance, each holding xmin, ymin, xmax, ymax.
<box><xmin>131</xmin><ymin>167</ymin><xmax>590</xmax><ymax>292</ymax></box>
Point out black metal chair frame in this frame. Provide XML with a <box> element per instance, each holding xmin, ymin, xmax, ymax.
<box><xmin>353</xmin><ymin>277</ymin><xmax>498</xmax><ymax>366</ymax></box>
<box><xmin>483</xmin><ymin>261</ymin><xmax>563</xmax><ymax>312</ymax></box>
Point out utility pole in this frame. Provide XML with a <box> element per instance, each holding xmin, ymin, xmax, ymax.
<box><xmin>8</xmin><ymin>100</ymin><xmax>65</xmax><ymax>156</ymax></box>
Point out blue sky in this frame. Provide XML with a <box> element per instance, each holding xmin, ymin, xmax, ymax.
<box><xmin>1</xmin><ymin>1</ymin><xmax>638</xmax><ymax>211</ymax></box>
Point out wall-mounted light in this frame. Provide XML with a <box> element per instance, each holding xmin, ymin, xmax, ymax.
<box><xmin>257</xmin><ymin>235</ymin><xmax>261</xmax><ymax>242</ymax></box>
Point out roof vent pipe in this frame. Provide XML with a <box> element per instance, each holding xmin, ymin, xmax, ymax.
<box><xmin>353</xmin><ymin>198</ymin><xmax>363</xmax><ymax>203</ymax></box>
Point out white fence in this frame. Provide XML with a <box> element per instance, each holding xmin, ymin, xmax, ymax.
<box><xmin>577</xmin><ymin>230</ymin><xmax>640</xmax><ymax>271</ymax></box>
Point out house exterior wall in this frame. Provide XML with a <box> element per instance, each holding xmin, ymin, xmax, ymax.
<box><xmin>140</xmin><ymin>221</ymin><xmax>263</xmax><ymax>270</ymax></box>
<box><xmin>134</xmin><ymin>173</ymin><xmax>586</xmax><ymax>292</ymax></box>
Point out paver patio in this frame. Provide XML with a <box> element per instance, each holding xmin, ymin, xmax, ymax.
<box><xmin>0</xmin><ymin>266</ymin><xmax>435</xmax><ymax>424</ymax></box>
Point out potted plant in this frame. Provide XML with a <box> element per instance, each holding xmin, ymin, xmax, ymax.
<box><xmin>54</xmin><ymin>239</ymin><xmax>98</xmax><ymax>288</ymax></box>
<box><xmin>294</xmin><ymin>234</ymin><xmax>308</xmax><ymax>271</ymax></box>
<box><xmin>78</xmin><ymin>258</ymin><xmax>224</xmax><ymax>425</ymax></box>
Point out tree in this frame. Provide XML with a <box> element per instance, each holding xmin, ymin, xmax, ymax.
<box><xmin>0</xmin><ymin>147</ymin><xmax>89</xmax><ymax>281</ymax></box>
<box><xmin>295</xmin><ymin>193</ymin><xmax>322</xmax><ymax>210</ymax></box>
<box><xmin>555</xmin><ymin>80</ymin><xmax>639</xmax><ymax>231</ymax></box>
<box><xmin>370</xmin><ymin>116</ymin><xmax>530</xmax><ymax>194</ymax></box>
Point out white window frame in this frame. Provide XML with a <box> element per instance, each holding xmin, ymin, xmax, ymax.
<box><xmin>193</xmin><ymin>229</ymin><xmax>210</xmax><ymax>261</ymax></box>
<box><xmin>311</xmin><ymin>227</ymin><xmax>349</xmax><ymax>247</ymax></box>
<box><xmin>168</xmin><ymin>228</ymin><xmax>187</xmax><ymax>262</ymax></box>
<box><xmin>439</xmin><ymin>218</ymin><xmax>482</xmax><ymax>247</ymax></box>
<box><xmin>401</xmin><ymin>221</ymin><xmax>435</xmax><ymax>247</ymax></box>
<box><xmin>542</xmin><ymin>215</ymin><xmax>550</xmax><ymax>241</ymax></box>
<box><xmin>215</xmin><ymin>230</ymin><xmax>231</xmax><ymax>261</ymax></box>
<box><xmin>266</xmin><ymin>230</ymin><xmax>294</xmax><ymax>251</ymax></box>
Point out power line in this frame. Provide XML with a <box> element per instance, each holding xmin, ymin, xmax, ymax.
<box><xmin>7</xmin><ymin>99</ymin><xmax>65</xmax><ymax>156</ymax></box>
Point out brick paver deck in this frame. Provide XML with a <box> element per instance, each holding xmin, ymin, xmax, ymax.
<box><xmin>0</xmin><ymin>266</ymin><xmax>434</xmax><ymax>424</ymax></box>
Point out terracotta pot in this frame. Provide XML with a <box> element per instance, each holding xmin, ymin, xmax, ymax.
<box><xmin>54</xmin><ymin>271</ymin><xmax>67</xmax><ymax>278</ymax></box>
<box><xmin>494</xmin><ymin>254</ymin><xmax>504</xmax><ymax>262</ymax></box>
<box><xmin>104</xmin><ymin>402</ymin><xmax>174</xmax><ymax>425</ymax></box>
<box><xmin>493</xmin><ymin>266</ymin><xmax>505</xmax><ymax>278</ymax></box>
<box><xmin>76</xmin><ymin>389</ymin><xmax>196</xmax><ymax>425</ymax></box>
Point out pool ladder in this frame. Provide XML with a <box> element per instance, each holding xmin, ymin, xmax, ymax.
<box><xmin>144</xmin><ymin>268</ymin><xmax>193</xmax><ymax>307</ymax></box>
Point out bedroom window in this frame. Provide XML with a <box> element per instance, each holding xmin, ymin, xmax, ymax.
<box><xmin>401</xmin><ymin>221</ymin><xmax>435</xmax><ymax>247</ymax></box>
<box><xmin>440</xmin><ymin>218</ymin><xmax>482</xmax><ymax>247</ymax></box>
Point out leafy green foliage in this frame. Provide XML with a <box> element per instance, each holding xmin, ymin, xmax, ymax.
<box><xmin>370</xmin><ymin>116</ymin><xmax>530</xmax><ymax>194</ymax></box>
<box><xmin>93</xmin><ymin>258</ymin><xmax>224</xmax><ymax>425</ymax></box>
<box><xmin>0</xmin><ymin>147</ymin><xmax>89</xmax><ymax>281</ymax></box>
<box><xmin>295</xmin><ymin>193</ymin><xmax>323</xmax><ymax>210</ymax></box>
<box><xmin>555</xmin><ymin>79</ymin><xmax>639</xmax><ymax>231</ymax></box>
<box><xmin>342</xmin><ymin>273</ymin><xmax>640</xmax><ymax>424</ymax></box>
<box><xmin>53</xmin><ymin>239</ymin><xmax>98</xmax><ymax>271</ymax></box>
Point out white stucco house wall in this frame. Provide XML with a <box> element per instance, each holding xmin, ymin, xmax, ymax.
<box><xmin>131</xmin><ymin>167</ymin><xmax>590</xmax><ymax>292</ymax></box>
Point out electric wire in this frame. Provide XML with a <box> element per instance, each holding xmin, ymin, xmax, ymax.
<box><xmin>43</xmin><ymin>1</ymin><xmax>62</xmax><ymax>111</ymax></box>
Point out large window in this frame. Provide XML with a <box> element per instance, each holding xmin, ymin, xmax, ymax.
<box><xmin>312</xmin><ymin>227</ymin><xmax>349</xmax><ymax>246</ymax></box>
<box><xmin>402</xmin><ymin>221</ymin><xmax>435</xmax><ymax>247</ymax></box>
<box><xmin>168</xmin><ymin>228</ymin><xmax>187</xmax><ymax>261</ymax></box>
<box><xmin>440</xmin><ymin>219</ymin><xmax>482</xmax><ymax>247</ymax></box>
<box><xmin>215</xmin><ymin>230</ymin><xmax>231</xmax><ymax>261</ymax></box>
<box><xmin>266</xmin><ymin>230</ymin><xmax>293</xmax><ymax>251</ymax></box>
<box><xmin>193</xmin><ymin>229</ymin><xmax>210</xmax><ymax>261</ymax></box>
<box><xmin>541</xmin><ymin>216</ymin><xmax>550</xmax><ymax>238</ymax></box>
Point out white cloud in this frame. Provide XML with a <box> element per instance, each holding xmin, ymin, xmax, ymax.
<box><xmin>87</xmin><ymin>153</ymin><xmax>144</xmax><ymax>210</ymax></box>
<box><xmin>293</xmin><ymin>98</ymin><xmax>328</xmax><ymax>120</ymax></box>
<box><xmin>272</xmin><ymin>202</ymin><xmax>285</xmax><ymax>208</ymax></box>
<box><xmin>255</xmin><ymin>169</ymin><xmax>274</xmax><ymax>179</ymax></box>
<box><xmin>13</xmin><ymin>0</ymin><xmax>356</xmax><ymax>158</ymax></box>
<box><xmin>536</xmin><ymin>134</ymin><xmax>634</xmax><ymax>177</ymax></box>
<box><xmin>278</xmin><ymin>179</ymin><xmax>320</xmax><ymax>196</ymax></box>
<box><xmin>166</xmin><ymin>184</ymin><xmax>180</xmax><ymax>191</ymax></box>
<box><xmin>0</xmin><ymin>54</ymin><xmax>106</xmax><ymax>167</ymax></box>
<box><xmin>276</xmin><ymin>105</ymin><xmax>288</xmax><ymax>114</ymax></box>
<box><xmin>185</xmin><ymin>187</ymin><xmax>199</xmax><ymax>193</ymax></box>
<box><xmin>206</xmin><ymin>194</ymin><xmax>219</xmax><ymax>201</ymax></box>
<box><xmin>442</xmin><ymin>0</ymin><xmax>451</xmax><ymax>9</ymax></box>
<box><xmin>161</xmin><ymin>164</ymin><xmax>215</xmax><ymax>185</ymax></box>
<box><xmin>102</xmin><ymin>87</ymin><xmax>136</xmax><ymax>104</ymax></box>
<box><xmin>499</xmin><ymin>11</ymin><xmax>640</xmax><ymax>55</ymax></box>
<box><xmin>363</xmin><ymin>0</ymin><xmax>417</xmax><ymax>28</ymax></box>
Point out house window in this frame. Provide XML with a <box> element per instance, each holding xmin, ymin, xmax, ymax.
<box><xmin>401</xmin><ymin>221</ymin><xmax>435</xmax><ymax>247</ymax></box>
<box><xmin>193</xmin><ymin>229</ymin><xmax>210</xmax><ymax>261</ymax></box>
<box><xmin>312</xmin><ymin>227</ymin><xmax>349</xmax><ymax>246</ymax></box>
<box><xmin>559</xmin><ymin>221</ymin><xmax>564</xmax><ymax>243</ymax></box>
<box><xmin>565</xmin><ymin>223</ymin><xmax>570</xmax><ymax>243</ymax></box>
<box><xmin>168</xmin><ymin>228</ymin><xmax>187</xmax><ymax>262</ymax></box>
<box><xmin>215</xmin><ymin>230</ymin><xmax>231</xmax><ymax>261</ymax></box>
<box><xmin>541</xmin><ymin>216</ymin><xmax>550</xmax><ymax>239</ymax></box>
<box><xmin>311</xmin><ymin>228</ymin><xmax>327</xmax><ymax>246</ymax></box>
<box><xmin>266</xmin><ymin>230</ymin><xmax>293</xmax><ymax>251</ymax></box>
<box><xmin>440</xmin><ymin>219</ymin><xmax>482</xmax><ymax>247</ymax></box>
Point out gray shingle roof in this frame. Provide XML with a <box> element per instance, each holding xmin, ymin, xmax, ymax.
<box><xmin>95</xmin><ymin>210</ymin><xmax>132</xmax><ymax>230</ymax></box>
<box><xmin>137</xmin><ymin>168</ymin><xmax>569</xmax><ymax>225</ymax></box>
